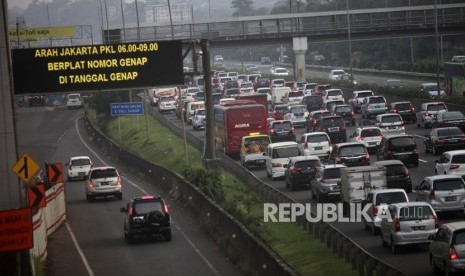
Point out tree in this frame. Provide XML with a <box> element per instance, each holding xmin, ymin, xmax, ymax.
<box><xmin>231</xmin><ymin>0</ymin><xmax>255</xmax><ymax>17</ymax></box>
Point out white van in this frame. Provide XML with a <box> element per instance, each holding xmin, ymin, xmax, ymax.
<box><xmin>271</xmin><ymin>86</ymin><xmax>291</xmax><ymax>106</ymax></box>
<box><xmin>265</xmin><ymin>141</ymin><xmax>300</xmax><ymax>180</ymax></box>
<box><xmin>186</xmin><ymin>101</ymin><xmax>205</xmax><ymax>125</ymax></box>
<box><xmin>192</xmin><ymin>76</ymin><xmax>205</xmax><ymax>91</ymax></box>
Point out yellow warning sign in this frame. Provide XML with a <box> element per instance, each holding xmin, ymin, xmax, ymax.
<box><xmin>12</xmin><ymin>154</ymin><xmax>40</xmax><ymax>184</ymax></box>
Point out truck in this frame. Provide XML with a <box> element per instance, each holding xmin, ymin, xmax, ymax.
<box><xmin>236</xmin><ymin>93</ymin><xmax>268</xmax><ymax>115</ymax></box>
<box><xmin>240</xmin><ymin>134</ymin><xmax>271</xmax><ymax>168</ymax></box>
<box><xmin>339</xmin><ymin>165</ymin><xmax>387</xmax><ymax>215</ymax></box>
<box><xmin>444</xmin><ymin>61</ymin><xmax>465</xmax><ymax>97</ymax></box>
<box><xmin>149</xmin><ymin>87</ymin><xmax>177</xmax><ymax>106</ymax></box>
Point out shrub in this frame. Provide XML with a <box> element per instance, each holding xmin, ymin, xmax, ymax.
<box><xmin>183</xmin><ymin>166</ymin><xmax>224</xmax><ymax>202</ymax></box>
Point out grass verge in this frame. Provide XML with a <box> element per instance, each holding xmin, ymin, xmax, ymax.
<box><xmin>87</xmin><ymin>109</ymin><xmax>357</xmax><ymax>276</ymax></box>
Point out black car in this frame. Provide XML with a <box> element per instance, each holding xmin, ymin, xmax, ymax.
<box><xmin>301</xmin><ymin>95</ymin><xmax>324</xmax><ymax>112</ymax></box>
<box><xmin>305</xmin><ymin>110</ymin><xmax>332</xmax><ymax>132</ymax></box>
<box><xmin>121</xmin><ymin>195</ymin><xmax>172</xmax><ymax>242</ymax></box>
<box><xmin>284</xmin><ymin>156</ymin><xmax>322</xmax><ymax>191</ymax></box>
<box><xmin>28</xmin><ymin>95</ymin><xmax>46</xmax><ymax>106</ymax></box>
<box><xmin>388</xmin><ymin>101</ymin><xmax>416</xmax><ymax>123</ymax></box>
<box><xmin>316</xmin><ymin>116</ymin><xmax>347</xmax><ymax>143</ymax></box>
<box><xmin>268</xmin><ymin>120</ymin><xmax>296</xmax><ymax>142</ymax></box>
<box><xmin>332</xmin><ymin>104</ymin><xmax>355</xmax><ymax>126</ymax></box>
<box><xmin>424</xmin><ymin>127</ymin><xmax>465</xmax><ymax>155</ymax></box>
<box><xmin>377</xmin><ymin>134</ymin><xmax>419</xmax><ymax>167</ymax></box>
<box><xmin>374</xmin><ymin>160</ymin><xmax>412</xmax><ymax>192</ymax></box>
<box><xmin>328</xmin><ymin>142</ymin><xmax>370</xmax><ymax>167</ymax></box>
<box><xmin>434</xmin><ymin>111</ymin><xmax>465</xmax><ymax>131</ymax></box>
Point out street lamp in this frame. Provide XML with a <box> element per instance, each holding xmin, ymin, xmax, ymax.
<box><xmin>434</xmin><ymin>0</ymin><xmax>441</xmax><ymax>98</ymax></box>
<box><xmin>135</xmin><ymin>0</ymin><xmax>140</xmax><ymax>41</ymax></box>
<box><xmin>346</xmin><ymin>0</ymin><xmax>354</xmax><ymax>83</ymax></box>
<box><xmin>167</xmin><ymin>0</ymin><xmax>174</xmax><ymax>39</ymax></box>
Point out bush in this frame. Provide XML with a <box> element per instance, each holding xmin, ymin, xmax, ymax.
<box><xmin>183</xmin><ymin>166</ymin><xmax>224</xmax><ymax>203</ymax></box>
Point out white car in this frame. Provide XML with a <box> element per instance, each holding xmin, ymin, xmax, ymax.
<box><xmin>214</xmin><ymin>55</ymin><xmax>224</xmax><ymax>62</ymax></box>
<box><xmin>322</xmin><ymin>89</ymin><xmax>344</xmax><ymax>102</ymax></box>
<box><xmin>192</xmin><ymin>108</ymin><xmax>206</xmax><ymax>131</ymax></box>
<box><xmin>219</xmin><ymin>98</ymin><xmax>236</xmax><ymax>105</ymax></box>
<box><xmin>349</xmin><ymin>127</ymin><xmax>383</xmax><ymax>153</ymax></box>
<box><xmin>297</xmin><ymin>132</ymin><xmax>331</xmax><ymax>159</ymax></box>
<box><xmin>265</xmin><ymin>141</ymin><xmax>300</xmax><ymax>180</ymax></box>
<box><xmin>66</xmin><ymin>93</ymin><xmax>84</xmax><ymax>109</ymax></box>
<box><xmin>271</xmin><ymin>78</ymin><xmax>285</xmax><ymax>87</ymax></box>
<box><xmin>239</xmin><ymin>81</ymin><xmax>254</xmax><ymax>94</ymax></box>
<box><xmin>329</xmin><ymin>69</ymin><xmax>346</xmax><ymax>80</ymax></box>
<box><xmin>158</xmin><ymin>96</ymin><xmax>176</xmax><ymax>113</ymax></box>
<box><xmin>376</xmin><ymin>114</ymin><xmax>405</xmax><ymax>136</ymax></box>
<box><xmin>435</xmin><ymin>150</ymin><xmax>465</xmax><ymax>175</ymax></box>
<box><xmin>283</xmin><ymin>105</ymin><xmax>307</xmax><ymax>128</ymax></box>
<box><xmin>66</xmin><ymin>156</ymin><xmax>93</xmax><ymax>181</ymax></box>
<box><xmin>272</xmin><ymin>68</ymin><xmax>289</xmax><ymax>76</ymax></box>
<box><xmin>256</xmin><ymin>87</ymin><xmax>272</xmax><ymax>103</ymax></box>
<box><xmin>86</xmin><ymin>166</ymin><xmax>122</xmax><ymax>201</ymax></box>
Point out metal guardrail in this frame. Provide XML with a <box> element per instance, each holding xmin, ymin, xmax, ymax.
<box><xmin>106</xmin><ymin>4</ymin><xmax>465</xmax><ymax>44</ymax></box>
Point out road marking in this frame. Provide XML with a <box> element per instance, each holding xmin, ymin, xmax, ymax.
<box><xmin>74</xmin><ymin>117</ymin><xmax>220</xmax><ymax>276</ymax></box>
<box><xmin>66</xmin><ymin>222</ymin><xmax>95</xmax><ymax>276</ymax></box>
<box><xmin>419</xmin><ymin>159</ymin><xmax>428</xmax><ymax>163</ymax></box>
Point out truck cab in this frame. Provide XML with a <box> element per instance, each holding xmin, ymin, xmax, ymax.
<box><xmin>240</xmin><ymin>134</ymin><xmax>271</xmax><ymax>169</ymax></box>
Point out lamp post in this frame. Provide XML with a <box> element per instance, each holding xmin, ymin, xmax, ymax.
<box><xmin>167</xmin><ymin>0</ymin><xmax>174</xmax><ymax>39</ymax></box>
<box><xmin>120</xmin><ymin>0</ymin><xmax>126</xmax><ymax>42</ymax></box>
<box><xmin>346</xmin><ymin>0</ymin><xmax>354</xmax><ymax>83</ymax></box>
<box><xmin>102</xmin><ymin>0</ymin><xmax>110</xmax><ymax>43</ymax></box>
<box><xmin>434</xmin><ymin>0</ymin><xmax>441</xmax><ymax>98</ymax></box>
<box><xmin>135</xmin><ymin>0</ymin><xmax>140</xmax><ymax>41</ymax></box>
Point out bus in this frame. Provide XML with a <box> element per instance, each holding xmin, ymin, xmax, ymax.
<box><xmin>214</xmin><ymin>100</ymin><xmax>268</xmax><ymax>156</ymax></box>
<box><xmin>444</xmin><ymin>62</ymin><xmax>465</xmax><ymax>97</ymax></box>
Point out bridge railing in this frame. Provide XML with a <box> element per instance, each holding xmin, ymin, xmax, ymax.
<box><xmin>107</xmin><ymin>4</ymin><xmax>465</xmax><ymax>44</ymax></box>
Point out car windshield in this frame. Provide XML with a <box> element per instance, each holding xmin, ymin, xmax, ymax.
<box><xmin>257</xmin><ymin>77</ymin><xmax>268</xmax><ymax>82</ymax></box>
<box><xmin>394</xmin><ymin>103</ymin><xmax>412</xmax><ymax>110</ymax></box>
<box><xmin>442</xmin><ymin>112</ymin><xmax>464</xmax><ymax>120</ymax></box>
<box><xmin>196</xmin><ymin>110</ymin><xmax>206</xmax><ymax>116</ymax></box>
<box><xmin>295</xmin><ymin>160</ymin><xmax>321</xmax><ymax>169</ymax></box>
<box><xmin>427</xmin><ymin>104</ymin><xmax>447</xmax><ymax>111</ymax></box>
<box><xmin>322</xmin><ymin>117</ymin><xmax>344</xmax><ymax>127</ymax></box>
<box><xmin>386</xmin><ymin>165</ymin><xmax>406</xmax><ymax>176</ymax></box>
<box><xmin>327</xmin><ymin>90</ymin><xmax>342</xmax><ymax>96</ymax></box>
<box><xmin>273</xmin><ymin>80</ymin><xmax>285</xmax><ymax>85</ymax></box>
<box><xmin>332</xmin><ymin>71</ymin><xmax>345</xmax><ymax>76</ymax></box>
<box><xmin>307</xmin><ymin>134</ymin><xmax>329</xmax><ymax>143</ymax></box>
<box><xmin>357</xmin><ymin>92</ymin><xmax>373</xmax><ymax>98</ymax></box>
<box><xmin>241</xmin><ymin>82</ymin><xmax>253</xmax><ymax>88</ymax></box>
<box><xmin>68</xmin><ymin>94</ymin><xmax>80</xmax><ymax>99</ymax></box>
<box><xmin>134</xmin><ymin>201</ymin><xmax>163</xmax><ymax>215</ymax></box>
<box><xmin>273</xmin><ymin>122</ymin><xmax>292</xmax><ymax>130</ymax></box>
<box><xmin>272</xmin><ymin>146</ymin><xmax>300</xmax><ymax>158</ymax></box>
<box><xmin>381</xmin><ymin>115</ymin><xmax>402</xmax><ymax>123</ymax></box>
<box><xmin>369</xmin><ymin>97</ymin><xmax>385</xmax><ymax>104</ymax></box>
<box><xmin>258</xmin><ymin>89</ymin><xmax>271</xmax><ymax>94</ymax></box>
<box><xmin>91</xmin><ymin>168</ymin><xmax>118</xmax><ymax>178</ymax></box>
<box><xmin>451</xmin><ymin>154</ymin><xmax>465</xmax><ymax>163</ymax></box>
<box><xmin>335</xmin><ymin>106</ymin><xmax>352</xmax><ymax>113</ymax></box>
<box><xmin>314</xmin><ymin>112</ymin><xmax>332</xmax><ymax>119</ymax></box>
<box><xmin>306</xmin><ymin>96</ymin><xmax>323</xmax><ymax>104</ymax></box>
<box><xmin>361</xmin><ymin>128</ymin><xmax>382</xmax><ymax>137</ymax></box>
<box><xmin>226</xmin><ymin>89</ymin><xmax>240</xmax><ymax>96</ymax></box>
<box><xmin>399</xmin><ymin>205</ymin><xmax>434</xmax><ymax>221</ymax></box>
<box><xmin>433</xmin><ymin>179</ymin><xmax>465</xmax><ymax>190</ymax></box>
<box><xmin>452</xmin><ymin>230</ymin><xmax>465</xmax><ymax>245</ymax></box>
<box><xmin>322</xmin><ymin>168</ymin><xmax>341</xmax><ymax>179</ymax></box>
<box><xmin>275</xmin><ymin>107</ymin><xmax>288</xmax><ymax>113</ymax></box>
<box><xmin>289</xmin><ymin>92</ymin><xmax>303</xmax><ymax>97</ymax></box>
<box><xmin>424</xmin><ymin>84</ymin><xmax>438</xmax><ymax>92</ymax></box>
<box><xmin>71</xmin><ymin>159</ymin><xmax>90</xmax><ymax>166</ymax></box>
<box><xmin>326</xmin><ymin>102</ymin><xmax>343</xmax><ymax>110</ymax></box>
<box><xmin>375</xmin><ymin>192</ymin><xmax>407</xmax><ymax>205</ymax></box>
<box><xmin>291</xmin><ymin>107</ymin><xmax>306</xmax><ymax>115</ymax></box>
<box><xmin>388</xmin><ymin>137</ymin><xmax>416</xmax><ymax>150</ymax></box>
<box><xmin>339</xmin><ymin>145</ymin><xmax>366</xmax><ymax>156</ymax></box>
<box><xmin>161</xmin><ymin>96</ymin><xmax>175</xmax><ymax>102</ymax></box>
<box><xmin>437</xmin><ymin>128</ymin><xmax>463</xmax><ymax>136</ymax></box>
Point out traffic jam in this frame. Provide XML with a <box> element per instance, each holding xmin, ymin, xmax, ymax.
<box><xmin>153</xmin><ymin>66</ymin><xmax>465</xmax><ymax>275</ymax></box>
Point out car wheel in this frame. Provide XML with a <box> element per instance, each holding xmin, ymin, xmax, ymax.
<box><xmin>430</xmin><ymin>256</ymin><xmax>440</xmax><ymax>274</ymax></box>
<box><xmin>164</xmin><ymin>229</ymin><xmax>172</xmax><ymax>241</ymax></box>
<box><xmin>391</xmin><ymin>236</ymin><xmax>398</xmax><ymax>254</ymax></box>
<box><xmin>381</xmin><ymin>233</ymin><xmax>387</xmax><ymax>247</ymax></box>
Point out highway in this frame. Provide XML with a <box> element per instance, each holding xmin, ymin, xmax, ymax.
<box><xmin>15</xmin><ymin>105</ymin><xmax>240</xmax><ymax>276</ymax></box>
<box><xmin>157</xmin><ymin>63</ymin><xmax>464</xmax><ymax>276</ymax></box>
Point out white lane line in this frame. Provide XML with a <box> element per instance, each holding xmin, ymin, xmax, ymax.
<box><xmin>66</xmin><ymin>222</ymin><xmax>95</xmax><ymax>276</ymax></box>
<box><xmin>73</xmin><ymin>117</ymin><xmax>220</xmax><ymax>276</ymax></box>
<box><xmin>413</xmin><ymin>134</ymin><xmax>426</xmax><ymax>139</ymax></box>
<box><xmin>419</xmin><ymin>159</ymin><xmax>428</xmax><ymax>163</ymax></box>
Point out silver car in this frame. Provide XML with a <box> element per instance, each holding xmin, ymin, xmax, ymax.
<box><xmin>380</xmin><ymin>202</ymin><xmax>438</xmax><ymax>254</ymax></box>
<box><xmin>429</xmin><ymin>221</ymin><xmax>465</xmax><ymax>275</ymax></box>
<box><xmin>86</xmin><ymin>166</ymin><xmax>122</xmax><ymax>202</ymax></box>
<box><xmin>310</xmin><ymin>164</ymin><xmax>346</xmax><ymax>203</ymax></box>
<box><xmin>414</xmin><ymin>175</ymin><xmax>465</xmax><ymax>213</ymax></box>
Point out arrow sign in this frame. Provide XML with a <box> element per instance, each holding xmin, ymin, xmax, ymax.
<box><xmin>47</xmin><ymin>163</ymin><xmax>63</xmax><ymax>184</ymax></box>
<box><xmin>28</xmin><ymin>184</ymin><xmax>46</xmax><ymax>209</ymax></box>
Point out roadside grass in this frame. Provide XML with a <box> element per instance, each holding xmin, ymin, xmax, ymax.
<box><xmin>88</xmin><ymin>109</ymin><xmax>357</xmax><ymax>276</ymax></box>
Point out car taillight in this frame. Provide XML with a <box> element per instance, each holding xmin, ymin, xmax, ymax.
<box><xmin>404</xmin><ymin>167</ymin><xmax>409</xmax><ymax>176</ymax></box>
<box><xmin>304</xmin><ymin>142</ymin><xmax>308</xmax><ymax>149</ymax></box>
<box><xmin>450</xmin><ymin>164</ymin><xmax>460</xmax><ymax>170</ymax></box>
<box><xmin>129</xmin><ymin>207</ymin><xmax>133</xmax><ymax>217</ymax></box>
<box><xmin>413</xmin><ymin>148</ymin><xmax>419</xmax><ymax>154</ymax></box>
<box><xmin>313</xmin><ymin>119</ymin><xmax>316</xmax><ymax>124</ymax></box>
<box><xmin>450</xmin><ymin>245</ymin><xmax>458</xmax><ymax>260</ymax></box>
<box><xmin>395</xmin><ymin>218</ymin><xmax>401</xmax><ymax>232</ymax></box>
<box><xmin>292</xmin><ymin>167</ymin><xmax>302</xmax><ymax>173</ymax></box>
<box><xmin>272</xmin><ymin>163</ymin><xmax>282</xmax><ymax>167</ymax></box>
<box><xmin>437</xmin><ymin>138</ymin><xmax>445</xmax><ymax>144</ymax></box>
<box><xmin>356</xmin><ymin>136</ymin><xmax>364</xmax><ymax>141</ymax></box>
<box><xmin>392</xmin><ymin>109</ymin><xmax>398</xmax><ymax>113</ymax></box>
<box><xmin>434</xmin><ymin>215</ymin><xmax>439</xmax><ymax>229</ymax></box>
<box><xmin>163</xmin><ymin>204</ymin><xmax>169</xmax><ymax>215</ymax></box>
<box><xmin>117</xmin><ymin>178</ymin><xmax>122</xmax><ymax>187</ymax></box>
<box><xmin>367</xmin><ymin>104</ymin><xmax>371</xmax><ymax>109</ymax></box>
<box><xmin>351</xmin><ymin>111</ymin><xmax>354</xmax><ymax>116</ymax></box>
<box><xmin>320</xmin><ymin>178</ymin><xmax>327</xmax><ymax>183</ymax></box>
<box><xmin>424</xmin><ymin>113</ymin><xmax>430</xmax><ymax>117</ymax></box>
<box><xmin>336</xmin><ymin>157</ymin><xmax>341</xmax><ymax>163</ymax></box>
<box><xmin>88</xmin><ymin>181</ymin><xmax>94</xmax><ymax>188</ymax></box>
<box><xmin>411</xmin><ymin>107</ymin><xmax>415</xmax><ymax>112</ymax></box>
<box><xmin>373</xmin><ymin>206</ymin><xmax>378</xmax><ymax>216</ymax></box>
<box><xmin>461</xmin><ymin>137</ymin><xmax>465</xmax><ymax>143</ymax></box>
<box><xmin>90</xmin><ymin>162</ymin><xmax>94</xmax><ymax>168</ymax></box>
<box><xmin>270</xmin><ymin>129</ymin><xmax>275</xmax><ymax>134</ymax></box>
<box><xmin>291</xmin><ymin>127</ymin><xmax>295</xmax><ymax>132</ymax></box>
<box><xmin>430</xmin><ymin>189</ymin><xmax>436</xmax><ymax>200</ymax></box>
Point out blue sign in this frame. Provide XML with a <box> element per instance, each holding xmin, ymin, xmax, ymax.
<box><xmin>111</xmin><ymin>102</ymin><xmax>144</xmax><ymax>116</ymax></box>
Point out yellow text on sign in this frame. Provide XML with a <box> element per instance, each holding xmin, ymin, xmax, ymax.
<box><xmin>12</xmin><ymin>154</ymin><xmax>40</xmax><ymax>184</ymax></box>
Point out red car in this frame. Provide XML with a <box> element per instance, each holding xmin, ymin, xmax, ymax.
<box><xmin>271</xmin><ymin>104</ymin><xmax>289</xmax><ymax>120</ymax></box>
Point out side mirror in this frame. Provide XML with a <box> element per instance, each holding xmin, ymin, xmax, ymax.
<box><xmin>120</xmin><ymin>207</ymin><xmax>127</xmax><ymax>213</ymax></box>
